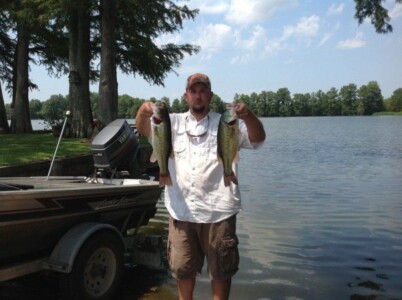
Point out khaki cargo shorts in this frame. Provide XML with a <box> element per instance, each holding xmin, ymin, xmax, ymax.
<box><xmin>167</xmin><ymin>214</ymin><xmax>239</xmax><ymax>281</ymax></box>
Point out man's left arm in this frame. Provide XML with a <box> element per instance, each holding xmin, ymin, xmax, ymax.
<box><xmin>235</xmin><ymin>103</ymin><xmax>266</xmax><ymax>143</ymax></box>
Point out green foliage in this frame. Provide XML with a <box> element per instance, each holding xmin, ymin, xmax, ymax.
<box><xmin>114</xmin><ymin>0</ymin><xmax>200</xmax><ymax>86</ymax></box>
<box><xmin>171</xmin><ymin>98</ymin><xmax>181</xmax><ymax>113</ymax></box>
<box><xmin>354</xmin><ymin>0</ymin><xmax>402</xmax><ymax>34</ymax></box>
<box><xmin>38</xmin><ymin>94</ymin><xmax>68</xmax><ymax>127</ymax></box>
<box><xmin>357</xmin><ymin>81</ymin><xmax>384</xmax><ymax>115</ymax></box>
<box><xmin>385</xmin><ymin>88</ymin><xmax>402</xmax><ymax>112</ymax></box>
<box><xmin>339</xmin><ymin>84</ymin><xmax>358</xmax><ymax>115</ymax></box>
<box><xmin>210</xmin><ymin>94</ymin><xmax>226</xmax><ymax>114</ymax></box>
<box><xmin>29</xmin><ymin>99</ymin><xmax>42</xmax><ymax>119</ymax></box>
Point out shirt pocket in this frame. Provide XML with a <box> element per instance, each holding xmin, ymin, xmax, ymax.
<box><xmin>200</xmin><ymin>130</ymin><xmax>218</xmax><ymax>160</ymax></box>
<box><xmin>173</xmin><ymin>130</ymin><xmax>187</xmax><ymax>159</ymax></box>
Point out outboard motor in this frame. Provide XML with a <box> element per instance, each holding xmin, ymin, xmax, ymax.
<box><xmin>91</xmin><ymin>119</ymin><xmax>140</xmax><ymax>179</ymax></box>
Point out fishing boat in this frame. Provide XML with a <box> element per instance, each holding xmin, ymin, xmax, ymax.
<box><xmin>0</xmin><ymin>119</ymin><xmax>163</xmax><ymax>299</ymax></box>
<box><xmin>0</xmin><ymin>176</ymin><xmax>162</xmax><ymax>263</ymax></box>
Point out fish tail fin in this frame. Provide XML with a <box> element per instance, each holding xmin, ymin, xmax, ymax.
<box><xmin>224</xmin><ymin>172</ymin><xmax>238</xmax><ymax>187</ymax></box>
<box><xmin>159</xmin><ymin>174</ymin><xmax>173</xmax><ymax>186</ymax></box>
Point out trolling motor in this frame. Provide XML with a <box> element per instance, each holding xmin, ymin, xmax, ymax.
<box><xmin>91</xmin><ymin>119</ymin><xmax>140</xmax><ymax>179</ymax></box>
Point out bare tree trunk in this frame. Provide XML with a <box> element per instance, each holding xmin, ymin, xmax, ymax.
<box><xmin>11</xmin><ymin>22</ymin><xmax>32</xmax><ymax>133</ymax></box>
<box><xmin>0</xmin><ymin>84</ymin><xmax>10</xmax><ymax>133</ymax></box>
<box><xmin>98</xmin><ymin>0</ymin><xmax>118</xmax><ymax>126</ymax></box>
<box><xmin>68</xmin><ymin>3</ymin><xmax>93</xmax><ymax>138</ymax></box>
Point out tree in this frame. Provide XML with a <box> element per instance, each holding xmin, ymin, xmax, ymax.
<box><xmin>357</xmin><ymin>81</ymin><xmax>384</xmax><ymax>115</ymax></box>
<box><xmin>262</xmin><ymin>91</ymin><xmax>276</xmax><ymax>117</ymax></box>
<box><xmin>39</xmin><ymin>94</ymin><xmax>69</xmax><ymax>128</ymax></box>
<box><xmin>326</xmin><ymin>87</ymin><xmax>341</xmax><ymax>116</ymax></box>
<box><xmin>94</xmin><ymin>0</ymin><xmax>200</xmax><ymax>127</ymax></box>
<box><xmin>29</xmin><ymin>99</ymin><xmax>42</xmax><ymax>119</ymax></box>
<box><xmin>339</xmin><ymin>84</ymin><xmax>358</xmax><ymax>115</ymax></box>
<box><xmin>10</xmin><ymin>1</ymin><xmax>33</xmax><ymax>133</ymax></box>
<box><xmin>276</xmin><ymin>88</ymin><xmax>292</xmax><ymax>117</ymax></box>
<box><xmin>118</xmin><ymin>94</ymin><xmax>135</xmax><ymax>118</ymax></box>
<box><xmin>310</xmin><ymin>90</ymin><xmax>326</xmax><ymax>116</ymax></box>
<box><xmin>386</xmin><ymin>88</ymin><xmax>402</xmax><ymax>112</ymax></box>
<box><xmin>0</xmin><ymin>8</ymin><xmax>13</xmax><ymax>133</ymax></box>
<box><xmin>97</xmin><ymin>0</ymin><xmax>118</xmax><ymax>125</ymax></box>
<box><xmin>354</xmin><ymin>0</ymin><xmax>402</xmax><ymax>33</ymax></box>
<box><xmin>293</xmin><ymin>93</ymin><xmax>311</xmax><ymax>116</ymax></box>
<box><xmin>67</xmin><ymin>0</ymin><xmax>94</xmax><ymax>138</ymax></box>
<box><xmin>171</xmin><ymin>98</ymin><xmax>181</xmax><ymax>113</ymax></box>
<box><xmin>3</xmin><ymin>0</ymin><xmax>69</xmax><ymax>133</ymax></box>
<box><xmin>0</xmin><ymin>84</ymin><xmax>9</xmax><ymax>132</ymax></box>
<box><xmin>210</xmin><ymin>94</ymin><xmax>226</xmax><ymax>114</ymax></box>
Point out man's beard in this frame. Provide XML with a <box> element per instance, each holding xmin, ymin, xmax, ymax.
<box><xmin>192</xmin><ymin>106</ymin><xmax>205</xmax><ymax>114</ymax></box>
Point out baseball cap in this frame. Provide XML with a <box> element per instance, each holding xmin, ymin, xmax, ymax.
<box><xmin>186</xmin><ymin>73</ymin><xmax>211</xmax><ymax>90</ymax></box>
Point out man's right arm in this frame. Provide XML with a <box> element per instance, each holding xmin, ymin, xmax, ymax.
<box><xmin>135</xmin><ymin>101</ymin><xmax>153</xmax><ymax>138</ymax></box>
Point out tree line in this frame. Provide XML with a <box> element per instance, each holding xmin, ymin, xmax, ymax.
<box><xmin>4</xmin><ymin>80</ymin><xmax>401</xmax><ymax>125</ymax></box>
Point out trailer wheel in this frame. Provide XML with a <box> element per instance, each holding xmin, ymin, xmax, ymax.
<box><xmin>59</xmin><ymin>231</ymin><xmax>124</xmax><ymax>300</ymax></box>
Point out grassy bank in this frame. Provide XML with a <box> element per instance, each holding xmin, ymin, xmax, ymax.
<box><xmin>0</xmin><ymin>133</ymin><xmax>150</xmax><ymax>167</ymax></box>
<box><xmin>0</xmin><ymin>133</ymin><xmax>91</xmax><ymax>166</ymax></box>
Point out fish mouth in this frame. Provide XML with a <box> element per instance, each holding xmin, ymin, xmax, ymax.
<box><xmin>152</xmin><ymin>116</ymin><xmax>162</xmax><ymax>124</ymax></box>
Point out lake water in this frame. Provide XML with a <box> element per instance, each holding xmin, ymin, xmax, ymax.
<box><xmin>3</xmin><ymin>116</ymin><xmax>402</xmax><ymax>300</ymax></box>
<box><xmin>182</xmin><ymin>116</ymin><xmax>402</xmax><ymax>299</ymax></box>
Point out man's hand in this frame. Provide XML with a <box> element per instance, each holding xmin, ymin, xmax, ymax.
<box><xmin>233</xmin><ymin>102</ymin><xmax>266</xmax><ymax>143</ymax></box>
<box><xmin>135</xmin><ymin>101</ymin><xmax>154</xmax><ymax>137</ymax></box>
<box><xmin>233</xmin><ymin>103</ymin><xmax>250</xmax><ymax>120</ymax></box>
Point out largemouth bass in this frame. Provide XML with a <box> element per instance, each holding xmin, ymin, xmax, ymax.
<box><xmin>217</xmin><ymin>106</ymin><xmax>240</xmax><ymax>187</ymax></box>
<box><xmin>150</xmin><ymin>101</ymin><xmax>173</xmax><ymax>186</ymax></box>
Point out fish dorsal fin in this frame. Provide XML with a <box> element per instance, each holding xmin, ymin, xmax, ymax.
<box><xmin>150</xmin><ymin>151</ymin><xmax>157</xmax><ymax>163</ymax></box>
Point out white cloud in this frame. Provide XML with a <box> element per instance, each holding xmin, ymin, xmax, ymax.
<box><xmin>389</xmin><ymin>2</ymin><xmax>402</xmax><ymax>19</ymax></box>
<box><xmin>319</xmin><ymin>32</ymin><xmax>333</xmax><ymax>46</ymax></box>
<box><xmin>327</xmin><ymin>3</ymin><xmax>345</xmax><ymax>16</ymax></box>
<box><xmin>264</xmin><ymin>39</ymin><xmax>284</xmax><ymax>54</ymax></box>
<box><xmin>234</xmin><ymin>25</ymin><xmax>267</xmax><ymax>50</ymax></box>
<box><xmin>225</xmin><ymin>0</ymin><xmax>297</xmax><ymax>25</ymax></box>
<box><xmin>282</xmin><ymin>15</ymin><xmax>320</xmax><ymax>40</ymax></box>
<box><xmin>195</xmin><ymin>24</ymin><xmax>232</xmax><ymax>59</ymax></box>
<box><xmin>200</xmin><ymin>2</ymin><xmax>229</xmax><ymax>14</ymax></box>
<box><xmin>230</xmin><ymin>53</ymin><xmax>253</xmax><ymax>65</ymax></box>
<box><xmin>318</xmin><ymin>22</ymin><xmax>340</xmax><ymax>47</ymax></box>
<box><xmin>230</xmin><ymin>25</ymin><xmax>268</xmax><ymax>64</ymax></box>
<box><xmin>337</xmin><ymin>32</ymin><xmax>366</xmax><ymax>49</ymax></box>
<box><xmin>154</xmin><ymin>33</ymin><xmax>183</xmax><ymax>47</ymax></box>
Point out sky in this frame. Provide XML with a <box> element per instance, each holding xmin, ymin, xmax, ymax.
<box><xmin>3</xmin><ymin>0</ymin><xmax>402</xmax><ymax>104</ymax></box>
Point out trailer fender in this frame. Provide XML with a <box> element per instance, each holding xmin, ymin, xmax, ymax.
<box><xmin>42</xmin><ymin>222</ymin><xmax>124</xmax><ymax>273</ymax></box>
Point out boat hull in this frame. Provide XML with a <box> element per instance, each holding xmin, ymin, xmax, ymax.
<box><xmin>0</xmin><ymin>177</ymin><xmax>163</xmax><ymax>264</ymax></box>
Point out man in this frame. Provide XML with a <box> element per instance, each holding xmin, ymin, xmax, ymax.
<box><xmin>136</xmin><ymin>73</ymin><xmax>265</xmax><ymax>300</ymax></box>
